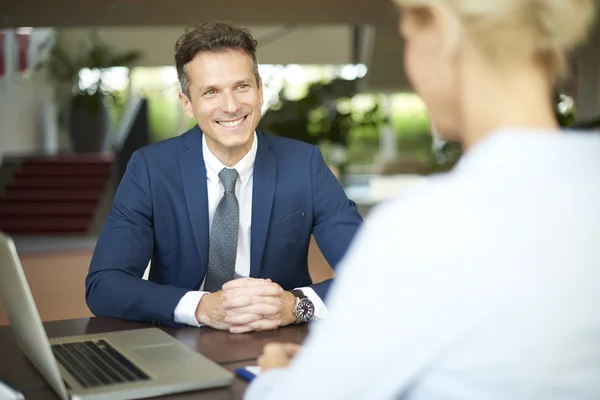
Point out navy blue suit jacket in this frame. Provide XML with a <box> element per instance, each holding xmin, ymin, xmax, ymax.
<box><xmin>86</xmin><ymin>127</ymin><xmax>363</xmax><ymax>327</ymax></box>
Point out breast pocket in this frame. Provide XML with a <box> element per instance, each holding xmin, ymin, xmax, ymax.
<box><xmin>268</xmin><ymin>209</ymin><xmax>306</xmax><ymax>236</ymax></box>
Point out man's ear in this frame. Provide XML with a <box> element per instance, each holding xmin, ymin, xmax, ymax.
<box><xmin>178</xmin><ymin>91</ymin><xmax>195</xmax><ymax>119</ymax></box>
<box><xmin>258</xmin><ymin>77</ymin><xmax>264</xmax><ymax>108</ymax></box>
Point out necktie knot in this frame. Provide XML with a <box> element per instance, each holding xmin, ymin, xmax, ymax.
<box><xmin>219</xmin><ymin>168</ymin><xmax>238</xmax><ymax>194</ymax></box>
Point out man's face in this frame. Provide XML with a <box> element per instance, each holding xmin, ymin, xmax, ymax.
<box><xmin>179</xmin><ymin>49</ymin><xmax>263</xmax><ymax>161</ymax></box>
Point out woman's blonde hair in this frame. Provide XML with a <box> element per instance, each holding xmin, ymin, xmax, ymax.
<box><xmin>394</xmin><ymin>0</ymin><xmax>596</xmax><ymax>81</ymax></box>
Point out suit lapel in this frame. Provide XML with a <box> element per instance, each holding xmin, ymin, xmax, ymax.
<box><xmin>250</xmin><ymin>132</ymin><xmax>276</xmax><ymax>277</ymax></box>
<box><xmin>180</xmin><ymin>126</ymin><xmax>210</xmax><ymax>286</ymax></box>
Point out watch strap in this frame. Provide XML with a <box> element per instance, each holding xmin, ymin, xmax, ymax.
<box><xmin>290</xmin><ymin>289</ymin><xmax>307</xmax><ymax>300</ymax></box>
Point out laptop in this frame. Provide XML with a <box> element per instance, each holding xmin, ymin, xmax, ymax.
<box><xmin>0</xmin><ymin>232</ymin><xmax>234</xmax><ymax>400</ymax></box>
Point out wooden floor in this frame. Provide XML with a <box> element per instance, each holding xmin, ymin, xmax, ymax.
<box><xmin>0</xmin><ymin>249</ymin><xmax>94</xmax><ymax>326</ymax></box>
<box><xmin>0</xmin><ymin>237</ymin><xmax>334</xmax><ymax>326</ymax></box>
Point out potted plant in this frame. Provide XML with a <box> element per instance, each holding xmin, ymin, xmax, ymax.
<box><xmin>259</xmin><ymin>77</ymin><xmax>382</xmax><ymax>181</ymax></box>
<box><xmin>43</xmin><ymin>31</ymin><xmax>142</xmax><ymax>153</ymax></box>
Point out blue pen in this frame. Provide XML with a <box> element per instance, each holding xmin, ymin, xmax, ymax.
<box><xmin>235</xmin><ymin>367</ymin><xmax>257</xmax><ymax>382</ymax></box>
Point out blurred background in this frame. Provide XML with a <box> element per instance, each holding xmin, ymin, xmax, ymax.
<box><xmin>1</xmin><ymin>0</ymin><xmax>599</xmax><ymax>324</ymax></box>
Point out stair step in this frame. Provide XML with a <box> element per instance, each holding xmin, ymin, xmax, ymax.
<box><xmin>17</xmin><ymin>164</ymin><xmax>111</xmax><ymax>177</ymax></box>
<box><xmin>0</xmin><ymin>153</ymin><xmax>114</xmax><ymax>235</ymax></box>
<box><xmin>0</xmin><ymin>217</ymin><xmax>90</xmax><ymax>234</ymax></box>
<box><xmin>2</xmin><ymin>189</ymin><xmax>102</xmax><ymax>202</ymax></box>
<box><xmin>20</xmin><ymin>153</ymin><xmax>114</xmax><ymax>164</ymax></box>
<box><xmin>7</xmin><ymin>176</ymin><xmax>109</xmax><ymax>189</ymax></box>
<box><xmin>0</xmin><ymin>202</ymin><xmax>98</xmax><ymax>217</ymax></box>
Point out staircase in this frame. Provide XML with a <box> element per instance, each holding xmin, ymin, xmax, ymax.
<box><xmin>0</xmin><ymin>154</ymin><xmax>113</xmax><ymax>235</ymax></box>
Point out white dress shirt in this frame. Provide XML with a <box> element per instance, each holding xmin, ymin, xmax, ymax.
<box><xmin>174</xmin><ymin>132</ymin><xmax>327</xmax><ymax>326</ymax></box>
<box><xmin>245</xmin><ymin>129</ymin><xmax>600</xmax><ymax>399</ymax></box>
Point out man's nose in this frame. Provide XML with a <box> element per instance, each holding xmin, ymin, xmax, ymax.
<box><xmin>220</xmin><ymin>92</ymin><xmax>240</xmax><ymax>115</ymax></box>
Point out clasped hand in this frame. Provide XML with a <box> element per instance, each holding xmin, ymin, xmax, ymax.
<box><xmin>195</xmin><ymin>277</ymin><xmax>296</xmax><ymax>333</ymax></box>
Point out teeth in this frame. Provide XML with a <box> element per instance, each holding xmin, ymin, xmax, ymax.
<box><xmin>219</xmin><ymin>117</ymin><xmax>245</xmax><ymax>127</ymax></box>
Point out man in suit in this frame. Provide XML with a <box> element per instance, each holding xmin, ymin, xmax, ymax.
<box><xmin>85</xmin><ymin>21</ymin><xmax>363</xmax><ymax>332</ymax></box>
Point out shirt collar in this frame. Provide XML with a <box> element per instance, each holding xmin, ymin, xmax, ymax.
<box><xmin>202</xmin><ymin>131</ymin><xmax>257</xmax><ymax>186</ymax></box>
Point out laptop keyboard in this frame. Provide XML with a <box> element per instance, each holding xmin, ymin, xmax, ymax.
<box><xmin>51</xmin><ymin>340</ymin><xmax>151</xmax><ymax>388</ymax></box>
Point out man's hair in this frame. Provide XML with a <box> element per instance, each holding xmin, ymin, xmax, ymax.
<box><xmin>174</xmin><ymin>21</ymin><xmax>260</xmax><ymax>98</ymax></box>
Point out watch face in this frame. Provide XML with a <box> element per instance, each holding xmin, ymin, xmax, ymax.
<box><xmin>296</xmin><ymin>298</ymin><xmax>315</xmax><ymax>323</ymax></box>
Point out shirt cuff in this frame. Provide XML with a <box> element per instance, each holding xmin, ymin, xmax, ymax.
<box><xmin>295</xmin><ymin>287</ymin><xmax>328</xmax><ymax>319</ymax></box>
<box><xmin>173</xmin><ymin>291</ymin><xmax>207</xmax><ymax>327</ymax></box>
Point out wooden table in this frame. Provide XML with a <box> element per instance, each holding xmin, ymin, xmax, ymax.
<box><xmin>0</xmin><ymin>317</ymin><xmax>309</xmax><ymax>399</ymax></box>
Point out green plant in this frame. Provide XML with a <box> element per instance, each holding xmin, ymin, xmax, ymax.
<box><xmin>42</xmin><ymin>30</ymin><xmax>141</xmax><ymax>116</ymax></box>
<box><xmin>39</xmin><ymin>31</ymin><xmax>143</xmax><ymax>152</ymax></box>
<box><xmin>259</xmin><ymin>78</ymin><xmax>383</xmax><ymax>148</ymax></box>
<box><xmin>148</xmin><ymin>95</ymin><xmax>182</xmax><ymax>142</ymax></box>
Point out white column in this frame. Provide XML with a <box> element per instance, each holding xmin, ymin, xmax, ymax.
<box><xmin>40</xmin><ymin>81</ymin><xmax>59</xmax><ymax>154</ymax></box>
<box><xmin>378</xmin><ymin>94</ymin><xmax>397</xmax><ymax>163</ymax></box>
<box><xmin>3</xmin><ymin>30</ymin><xmax>16</xmax><ymax>77</ymax></box>
<box><xmin>32</xmin><ymin>29</ymin><xmax>60</xmax><ymax>155</ymax></box>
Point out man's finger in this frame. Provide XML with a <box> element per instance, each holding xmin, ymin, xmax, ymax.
<box><xmin>222</xmin><ymin>277</ymin><xmax>272</xmax><ymax>290</ymax></box>
<box><xmin>228</xmin><ymin>317</ymin><xmax>281</xmax><ymax>334</ymax></box>
<box><xmin>225</xmin><ymin>302</ymin><xmax>281</xmax><ymax>317</ymax></box>
<box><xmin>229</xmin><ymin>325</ymin><xmax>254</xmax><ymax>334</ymax></box>
<box><xmin>247</xmin><ymin>318</ymin><xmax>281</xmax><ymax>331</ymax></box>
<box><xmin>223</xmin><ymin>293</ymin><xmax>282</xmax><ymax>309</ymax></box>
<box><xmin>224</xmin><ymin>282</ymin><xmax>283</xmax><ymax>297</ymax></box>
<box><xmin>222</xmin><ymin>312</ymin><xmax>262</xmax><ymax>325</ymax></box>
<box><xmin>222</xmin><ymin>285</ymin><xmax>283</xmax><ymax>305</ymax></box>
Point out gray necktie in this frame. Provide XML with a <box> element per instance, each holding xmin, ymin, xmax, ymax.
<box><xmin>204</xmin><ymin>168</ymin><xmax>239</xmax><ymax>292</ymax></box>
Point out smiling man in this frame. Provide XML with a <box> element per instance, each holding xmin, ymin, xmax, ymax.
<box><xmin>85</xmin><ymin>22</ymin><xmax>363</xmax><ymax>332</ymax></box>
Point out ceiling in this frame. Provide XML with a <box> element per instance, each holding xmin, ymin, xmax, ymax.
<box><xmin>2</xmin><ymin>0</ymin><xmax>413</xmax><ymax>93</ymax></box>
<box><xmin>53</xmin><ymin>23</ymin><xmax>411</xmax><ymax>93</ymax></box>
<box><xmin>1</xmin><ymin>0</ymin><xmax>400</xmax><ymax>28</ymax></box>
<box><xmin>57</xmin><ymin>25</ymin><xmax>357</xmax><ymax>66</ymax></box>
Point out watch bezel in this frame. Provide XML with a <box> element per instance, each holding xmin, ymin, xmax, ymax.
<box><xmin>293</xmin><ymin>297</ymin><xmax>315</xmax><ymax>323</ymax></box>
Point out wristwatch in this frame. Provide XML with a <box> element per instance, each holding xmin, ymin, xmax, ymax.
<box><xmin>290</xmin><ymin>289</ymin><xmax>315</xmax><ymax>324</ymax></box>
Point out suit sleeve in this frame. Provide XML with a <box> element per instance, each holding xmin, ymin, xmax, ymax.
<box><xmin>85</xmin><ymin>151</ymin><xmax>189</xmax><ymax>328</ymax></box>
<box><xmin>308</xmin><ymin>146</ymin><xmax>363</xmax><ymax>301</ymax></box>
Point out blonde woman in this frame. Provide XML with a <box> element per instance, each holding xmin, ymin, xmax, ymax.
<box><xmin>244</xmin><ymin>1</ymin><xmax>600</xmax><ymax>399</ymax></box>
